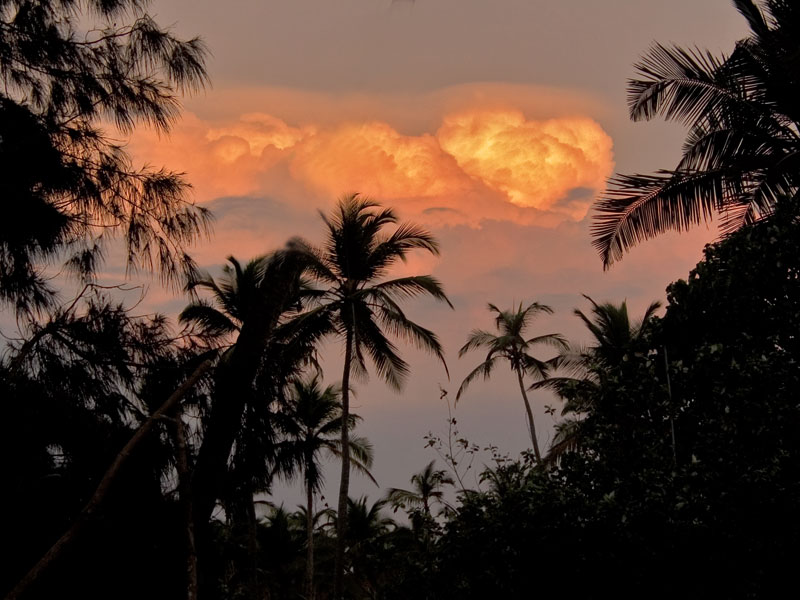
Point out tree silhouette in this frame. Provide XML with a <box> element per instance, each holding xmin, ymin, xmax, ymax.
<box><xmin>592</xmin><ymin>0</ymin><xmax>800</xmax><ymax>267</ymax></box>
<box><xmin>2</xmin><ymin>291</ymin><xmax>214</xmax><ymax>600</ymax></box>
<box><xmin>534</xmin><ymin>296</ymin><xmax>662</xmax><ymax>462</ymax></box>
<box><xmin>0</xmin><ymin>0</ymin><xmax>211</xmax><ymax>311</ymax></box>
<box><xmin>386</xmin><ymin>461</ymin><xmax>453</xmax><ymax>537</ymax></box>
<box><xmin>274</xmin><ymin>377</ymin><xmax>376</xmax><ymax>600</ymax></box>
<box><xmin>457</xmin><ymin>302</ymin><xmax>567</xmax><ymax>461</ymax></box>
<box><xmin>179</xmin><ymin>251</ymin><xmax>313</xmax><ymax>577</ymax></box>
<box><xmin>289</xmin><ymin>194</ymin><xmax>451</xmax><ymax>598</ymax></box>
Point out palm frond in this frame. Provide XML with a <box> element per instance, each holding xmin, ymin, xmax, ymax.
<box><xmin>544</xmin><ymin>417</ymin><xmax>585</xmax><ymax>465</ymax></box>
<box><xmin>592</xmin><ymin>169</ymin><xmax>729</xmax><ymax>268</ymax></box>
<box><xmin>354</xmin><ymin>306</ymin><xmax>408</xmax><ymax>390</ymax></box>
<box><xmin>372</xmin><ymin>275</ymin><xmax>453</xmax><ymax>308</ymax></box>
<box><xmin>455</xmin><ymin>356</ymin><xmax>499</xmax><ymax>401</ymax></box>
<box><xmin>178</xmin><ymin>300</ymin><xmax>239</xmax><ymax>337</ymax></box>
<box><xmin>629</xmin><ymin>43</ymin><xmax>739</xmax><ymax>126</ymax></box>
<box><xmin>371</xmin><ymin>297</ymin><xmax>449</xmax><ymax>377</ymax></box>
<box><xmin>734</xmin><ymin>0</ymin><xmax>770</xmax><ymax>37</ymax></box>
<box><xmin>458</xmin><ymin>329</ymin><xmax>499</xmax><ymax>358</ymax></box>
<box><xmin>524</xmin><ymin>333</ymin><xmax>570</xmax><ymax>352</ymax></box>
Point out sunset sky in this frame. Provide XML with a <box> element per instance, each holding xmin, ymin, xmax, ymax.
<box><xmin>126</xmin><ymin>0</ymin><xmax>748</xmax><ymax>503</ymax></box>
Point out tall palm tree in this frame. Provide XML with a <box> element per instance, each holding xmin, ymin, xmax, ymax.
<box><xmin>289</xmin><ymin>194</ymin><xmax>452</xmax><ymax>598</ymax></box>
<box><xmin>273</xmin><ymin>376</ymin><xmax>376</xmax><ymax>600</ymax></box>
<box><xmin>178</xmin><ymin>251</ymin><xmax>313</xmax><ymax>565</ymax></box>
<box><xmin>457</xmin><ymin>302</ymin><xmax>567</xmax><ymax>461</ymax></box>
<box><xmin>592</xmin><ymin>0</ymin><xmax>800</xmax><ymax>267</ymax></box>
<box><xmin>534</xmin><ymin>296</ymin><xmax>662</xmax><ymax>463</ymax></box>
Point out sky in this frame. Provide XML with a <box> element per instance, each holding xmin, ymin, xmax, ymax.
<box><xmin>120</xmin><ymin>0</ymin><xmax>749</xmax><ymax>506</ymax></box>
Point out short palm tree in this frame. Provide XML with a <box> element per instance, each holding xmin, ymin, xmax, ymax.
<box><xmin>534</xmin><ymin>296</ymin><xmax>662</xmax><ymax>462</ymax></box>
<box><xmin>386</xmin><ymin>460</ymin><xmax>454</xmax><ymax>533</ymax></box>
<box><xmin>592</xmin><ymin>0</ymin><xmax>800</xmax><ymax>267</ymax></box>
<box><xmin>273</xmin><ymin>376</ymin><xmax>376</xmax><ymax>600</ymax></box>
<box><xmin>289</xmin><ymin>194</ymin><xmax>452</xmax><ymax>598</ymax></box>
<box><xmin>337</xmin><ymin>496</ymin><xmax>397</xmax><ymax>596</ymax></box>
<box><xmin>457</xmin><ymin>302</ymin><xmax>567</xmax><ymax>461</ymax></box>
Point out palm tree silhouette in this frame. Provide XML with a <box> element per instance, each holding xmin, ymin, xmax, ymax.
<box><xmin>289</xmin><ymin>194</ymin><xmax>452</xmax><ymax>598</ymax></box>
<box><xmin>535</xmin><ymin>296</ymin><xmax>662</xmax><ymax>462</ymax></box>
<box><xmin>273</xmin><ymin>376</ymin><xmax>376</xmax><ymax>600</ymax></box>
<box><xmin>593</xmin><ymin>0</ymin><xmax>800</xmax><ymax>267</ymax></box>
<box><xmin>180</xmin><ymin>256</ymin><xmax>267</xmax><ymax>343</ymax></box>
<box><xmin>337</xmin><ymin>496</ymin><xmax>397</xmax><ymax>596</ymax></box>
<box><xmin>457</xmin><ymin>302</ymin><xmax>567</xmax><ymax>461</ymax></box>
<box><xmin>178</xmin><ymin>252</ymin><xmax>312</xmax><ymax>549</ymax></box>
<box><xmin>386</xmin><ymin>460</ymin><xmax>454</xmax><ymax>536</ymax></box>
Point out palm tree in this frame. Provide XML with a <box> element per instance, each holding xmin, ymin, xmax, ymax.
<box><xmin>456</xmin><ymin>302</ymin><xmax>567</xmax><ymax>461</ymax></box>
<box><xmin>386</xmin><ymin>460</ymin><xmax>454</xmax><ymax>520</ymax></box>
<box><xmin>289</xmin><ymin>194</ymin><xmax>452</xmax><ymax>598</ymax></box>
<box><xmin>534</xmin><ymin>296</ymin><xmax>662</xmax><ymax>462</ymax></box>
<box><xmin>386</xmin><ymin>461</ymin><xmax>454</xmax><ymax>538</ymax></box>
<box><xmin>273</xmin><ymin>376</ymin><xmax>376</xmax><ymax>600</ymax></box>
<box><xmin>592</xmin><ymin>0</ymin><xmax>800</xmax><ymax>267</ymax></box>
<box><xmin>337</xmin><ymin>496</ymin><xmax>398</xmax><ymax>597</ymax></box>
<box><xmin>575</xmin><ymin>296</ymin><xmax>662</xmax><ymax>368</ymax></box>
<box><xmin>180</xmin><ymin>256</ymin><xmax>268</xmax><ymax>344</ymax></box>
<box><xmin>178</xmin><ymin>252</ymin><xmax>313</xmax><ymax>567</ymax></box>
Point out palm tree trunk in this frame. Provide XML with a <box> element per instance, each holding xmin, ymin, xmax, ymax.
<box><xmin>245</xmin><ymin>490</ymin><xmax>260</xmax><ymax>600</ymax></box>
<box><xmin>4</xmin><ymin>358</ymin><xmax>212</xmax><ymax>600</ymax></box>
<box><xmin>333</xmin><ymin>328</ymin><xmax>353</xmax><ymax>600</ymax></box>
<box><xmin>174</xmin><ymin>406</ymin><xmax>199</xmax><ymax>600</ymax></box>
<box><xmin>516</xmin><ymin>367</ymin><xmax>542</xmax><ymax>462</ymax></box>
<box><xmin>305</xmin><ymin>481</ymin><xmax>315</xmax><ymax>600</ymax></box>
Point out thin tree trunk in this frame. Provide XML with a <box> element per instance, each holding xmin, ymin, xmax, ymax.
<box><xmin>4</xmin><ymin>358</ymin><xmax>213</xmax><ymax>600</ymax></box>
<box><xmin>174</xmin><ymin>406</ymin><xmax>199</xmax><ymax>600</ymax></box>
<box><xmin>333</xmin><ymin>328</ymin><xmax>353</xmax><ymax>600</ymax></box>
<box><xmin>245</xmin><ymin>489</ymin><xmax>260</xmax><ymax>600</ymax></box>
<box><xmin>664</xmin><ymin>346</ymin><xmax>677</xmax><ymax>467</ymax></box>
<box><xmin>516</xmin><ymin>367</ymin><xmax>542</xmax><ymax>462</ymax></box>
<box><xmin>305</xmin><ymin>481</ymin><xmax>315</xmax><ymax>600</ymax></box>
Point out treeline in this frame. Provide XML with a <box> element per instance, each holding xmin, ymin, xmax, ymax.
<box><xmin>5</xmin><ymin>204</ymin><xmax>800</xmax><ymax>600</ymax></box>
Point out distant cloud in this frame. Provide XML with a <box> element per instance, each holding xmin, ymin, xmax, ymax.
<box><xmin>129</xmin><ymin>89</ymin><xmax>614</xmax><ymax>229</ymax></box>
<box><xmin>437</xmin><ymin>110</ymin><xmax>613</xmax><ymax>219</ymax></box>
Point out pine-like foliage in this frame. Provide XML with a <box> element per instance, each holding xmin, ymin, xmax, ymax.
<box><xmin>0</xmin><ymin>0</ymin><xmax>211</xmax><ymax>310</ymax></box>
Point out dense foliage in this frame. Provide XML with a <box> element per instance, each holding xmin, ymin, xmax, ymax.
<box><xmin>431</xmin><ymin>210</ymin><xmax>800</xmax><ymax>599</ymax></box>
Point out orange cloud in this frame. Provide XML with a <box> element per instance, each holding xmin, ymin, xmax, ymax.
<box><xmin>289</xmin><ymin>121</ymin><xmax>472</xmax><ymax>199</ymax></box>
<box><xmin>437</xmin><ymin>110</ymin><xmax>613</xmax><ymax>219</ymax></box>
<box><xmin>128</xmin><ymin>89</ymin><xmax>614</xmax><ymax>228</ymax></box>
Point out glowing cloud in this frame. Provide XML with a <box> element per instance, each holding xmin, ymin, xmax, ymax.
<box><xmin>289</xmin><ymin>121</ymin><xmax>473</xmax><ymax>199</ymax></box>
<box><xmin>437</xmin><ymin>110</ymin><xmax>614</xmax><ymax>219</ymax></box>
<box><xmin>129</xmin><ymin>95</ymin><xmax>614</xmax><ymax>227</ymax></box>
